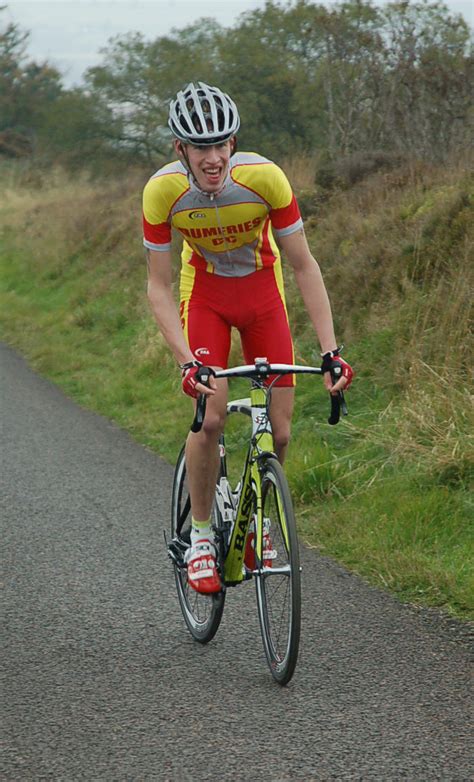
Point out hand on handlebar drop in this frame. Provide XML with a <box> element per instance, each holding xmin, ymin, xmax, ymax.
<box><xmin>321</xmin><ymin>351</ymin><xmax>354</xmax><ymax>395</ymax></box>
<box><xmin>181</xmin><ymin>361</ymin><xmax>217</xmax><ymax>398</ymax></box>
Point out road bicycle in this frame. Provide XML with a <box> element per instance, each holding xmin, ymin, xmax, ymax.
<box><xmin>167</xmin><ymin>358</ymin><xmax>347</xmax><ymax>685</ymax></box>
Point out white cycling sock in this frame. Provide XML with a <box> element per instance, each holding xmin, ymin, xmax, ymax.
<box><xmin>190</xmin><ymin>517</ymin><xmax>213</xmax><ymax>547</ymax></box>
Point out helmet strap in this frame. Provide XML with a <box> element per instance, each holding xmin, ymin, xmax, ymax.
<box><xmin>176</xmin><ymin>143</ymin><xmax>200</xmax><ymax>187</ymax></box>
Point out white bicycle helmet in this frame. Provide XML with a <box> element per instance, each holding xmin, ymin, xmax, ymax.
<box><xmin>168</xmin><ymin>81</ymin><xmax>240</xmax><ymax>145</ymax></box>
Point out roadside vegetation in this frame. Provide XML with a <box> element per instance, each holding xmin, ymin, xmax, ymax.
<box><xmin>0</xmin><ymin>1</ymin><xmax>472</xmax><ymax>618</ymax></box>
<box><xmin>1</xmin><ymin>154</ymin><xmax>472</xmax><ymax>618</ymax></box>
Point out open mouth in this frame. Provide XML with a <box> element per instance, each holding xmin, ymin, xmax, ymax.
<box><xmin>203</xmin><ymin>167</ymin><xmax>222</xmax><ymax>184</ymax></box>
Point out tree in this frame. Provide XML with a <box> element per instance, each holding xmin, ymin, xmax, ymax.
<box><xmin>0</xmin><ymin>7</ymin><xmax>122</xmax><ymax>166</ymax></box>
<box><xmin>0</xmin><ymin>8</ymin><xmax>62</xmax><ymax>153</ymax></box>
<box><xmin>85</xmin><ymin>21</ymin><xmax>225</xmax><ymax>162</ymax></box>
<box><xmin>379</xmin><ymin>1</ymin><xmax>473</xmax><ymax>158</ymax></box>
<box><xmin>3</xmin><ymin>1</ymin><xmax>471</xmax><ymax>166</ymax></box>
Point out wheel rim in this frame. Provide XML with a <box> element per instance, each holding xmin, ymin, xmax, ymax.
<box><xmin>257</xmin><ymin>468</ymin><xmax>299</xmax><ymax>673</ymax></box>
<box><xmin>175</xmin><ymin>568</ymin><xmax>218</xmax><ymax>628</ymax></box>
<box><xmin>172</xmin><ymin>453</ymin><xmax>222</xmax><ymax>632</ymax></box>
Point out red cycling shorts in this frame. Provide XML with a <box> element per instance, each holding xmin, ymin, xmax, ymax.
<box><xmin>180</xmin><ymin>266</ymin><xmax>295</xmax><ymax>387</ymax></box>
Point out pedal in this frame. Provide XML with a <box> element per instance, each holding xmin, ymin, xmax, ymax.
<box><xmin>167</xmin><ymin>547</ymin><xmax>181</xmax><ymax>566</ymax></box>
<box><xmin>165</xmin><ymin>533</ymin><xmax>188</xmax><ymax>568</ymax></box>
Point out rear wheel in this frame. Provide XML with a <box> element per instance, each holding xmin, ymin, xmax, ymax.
<box><xmin>170</xmin><ymin>446</ymin><xmax>225</xmax><ymax>643</ymax></box>
<box><xmin>255</xmin><ymin>457</ymin><xmax>301</xmax><ymax>684</ymax></box>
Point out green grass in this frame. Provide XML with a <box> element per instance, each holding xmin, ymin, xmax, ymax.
<box><xmin>298</xmin><ymin>474</ymin><xmax>473</xmax><ymax>614</ymax></box>
<box><xmin>0</xmin><ymin>159</ymin><xmax>472</xmax><ymax>619</ymax></box>
<box><xmin>0</xmin><ymin>247</ymin><xmax>188</xmax><ymax>457</ymax></box>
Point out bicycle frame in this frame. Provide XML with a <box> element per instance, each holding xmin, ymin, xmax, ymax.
<box><xmin>221</xmin><ymin>383</ymin><xmax>275</xmax><ymax>584</ymax></box>
<box><xmin>209</xmin><ymin>358</ymin><xmax>347</xmax><ymax>586</ymax></box>
<box><xmin>175</xmin><ymin>358</ymin><xmax>347</xmax><ymax>585</ymax></box>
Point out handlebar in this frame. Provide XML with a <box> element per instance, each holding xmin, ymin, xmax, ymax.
<box><xmin>190</xmin><ymin>360</ymin><xmax>348</xmax><ymax>433</ymax></box>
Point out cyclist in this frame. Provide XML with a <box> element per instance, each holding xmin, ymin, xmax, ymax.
<box><xmin>143</xmin><ymin>82</ymin><xmax>353</xmax><ymax>595</ymax></box>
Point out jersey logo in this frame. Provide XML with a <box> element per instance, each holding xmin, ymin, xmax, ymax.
<box><xmin>195</xmin><ymin>347</ymin><xmax>211</xmax><ymax>357</ymax></box>
<box><xmin>181</xmin><ymin>217</ymin><xmax>262</xmax><ymax>241</ymax></box>
<box><xmin>189</xmin><ymin>211</ymin><xmax>206</xmax><ymax>220</ymax></box>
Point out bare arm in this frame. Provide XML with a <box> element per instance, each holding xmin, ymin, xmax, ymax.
<box><xmin>146</xmin><ymin>248</ymin><xmax>193</xmax><ymax>364</ymax></box>
<box><xmin>278</xmin><ymin>228</ymin><xmax>337</xmax><ymax>353</ymax></box>
<box><xmin>278</xmin><ymin>228</ymin><xmax>345</xmax><ymax>391</ymax></box>
<box><xmin>146</xmin><ymin>248</ymin><xmax>216</xmax><ymax>394</ymax></box>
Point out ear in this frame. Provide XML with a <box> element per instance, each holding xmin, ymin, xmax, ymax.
<box><xmin>230</xmin><ymin>136</ymin><xmax>237</xmax><ymax>154</ymax></box>
<box><xmin>174</xmin><ymin>139</ymin><xmax>185</xmax><ymax>157</ymax></box>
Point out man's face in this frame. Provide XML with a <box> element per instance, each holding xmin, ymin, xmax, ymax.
<box><xmin>175</xmin><ymin>139</ymin><xmax>233</xmax><ymax>193</ymax></box>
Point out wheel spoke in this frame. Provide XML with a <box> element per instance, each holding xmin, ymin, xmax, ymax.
<box><xmin>170</xmin><ymin>446</ymin><xmax>225</xmax><ymax>643</ymax></box>
<box><xmin>255</xmin><ymin>457</ymin><xmax>301</xmax><ymax>684</ymax></box>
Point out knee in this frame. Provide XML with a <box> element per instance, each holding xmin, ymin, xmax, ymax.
<box><xmin>273</xmin><ymin>425</ymin><xmax>291</xmax><ymax>453</ymax></box>
<box><xmin>201</xmin><ymin>407</ymin><xmax>226</xmax><ymax>439</ymax></box>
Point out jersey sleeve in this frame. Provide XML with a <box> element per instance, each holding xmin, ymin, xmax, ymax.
<box><xmin>266</xmin><ymin>165</ymin><xmax>303</xmax><ymax>238</ymax></box>
<box><xmin>142</xmin><ymin>177</ymin><xmax>172</xmax><ymax>252</ymax></box>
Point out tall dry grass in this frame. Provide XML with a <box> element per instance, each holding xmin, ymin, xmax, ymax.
<box><xmin>279</xmin><ymin>153</ymin><xmax>318</xmax><ymax>191</ymax></box>
<box><xmin>281</xmin><ymin>153</ymin><xmax>474</xmax><ymax>495</ymax></box>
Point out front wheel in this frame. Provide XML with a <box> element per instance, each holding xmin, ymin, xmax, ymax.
<box><xmin>255</xmin><ymin>457</ymin><xmax>301</xmax><ymax>684</ymax></box>
<box><xmin>170</xmin><ymin>445</ymin><xmax>225</xmax><ymax>643</ymax></box>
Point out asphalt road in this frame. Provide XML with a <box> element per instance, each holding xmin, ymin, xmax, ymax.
<box><xmin>1</xmin><ymin>342</ymin><xmax>472</xmax><ymax>781</ymax></box>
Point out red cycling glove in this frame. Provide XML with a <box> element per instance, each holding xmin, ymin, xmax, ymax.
<box><xmin>321</xmin><ymin>349</ymin><xmax>354</xmax><ymax>390</ymax></box>
<box><xmin>181</xmin><ymin>361</ymin><xmax>215</xmax><ymax>398</ymax></box>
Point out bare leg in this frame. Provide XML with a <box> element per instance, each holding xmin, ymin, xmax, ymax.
<box><xmin>185</xmin><ymin>376</ymin><xmax>228</xmax><ymax>520</ymax></box>
<box><xmin>269</xmin><ymin>387</ymin><xmax>295</xmax><ymax>463</ymax></box>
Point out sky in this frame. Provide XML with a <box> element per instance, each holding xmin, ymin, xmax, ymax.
<box><xmin>4</xmin><ymin>0</ymin><xmax>473</xmax><ymax>87</ymax></box>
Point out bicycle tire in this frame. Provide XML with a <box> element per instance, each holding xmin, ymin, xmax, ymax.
<box><xmin>170</xmin><ymin>445</ymin><xmax>225</xmax><ymax>643</ymax></box>
<box><xmin>255</xmin><ymin>456</ymin><xmax>301</xmax><ymax>684</ymax></box>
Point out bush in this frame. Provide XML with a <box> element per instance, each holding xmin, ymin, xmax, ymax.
<box><xmin>315</xmin><ymin>151</ymin><xmax>407</xmax><ymax>190</ymax></box>
<box><xmin>0</xmin><ymin>129</ymin><xmax>33</xmax><ymax>158</ymax></box>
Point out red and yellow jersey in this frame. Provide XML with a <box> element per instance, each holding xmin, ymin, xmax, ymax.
<box><xmin>142</xmin><ymin>151</ymin><xmax>303</xmax><ymax>290</ymax></box>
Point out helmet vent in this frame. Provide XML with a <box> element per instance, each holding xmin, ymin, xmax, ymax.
<box><xmin>169</xmin><ymin>81</ymin><xmax>240</xmax><ymax>145</ymax></box>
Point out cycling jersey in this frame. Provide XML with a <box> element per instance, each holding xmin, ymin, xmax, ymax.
<box><xmin>142</xmin><ymin>151</ymin><xmax>303</xmax><ymax>294</ymax></box>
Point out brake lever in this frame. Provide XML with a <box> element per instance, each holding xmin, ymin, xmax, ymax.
<box><xmin>189</xmin><ymin>366</ymin><xmax>214</xmax><ymax>433</ymax></box>
<box><xmin>328</xmin><ymin>392</ymin><xmax>340</xmax><ymax>425</ymax></box>
<box><xmin>326</xmin><ymin>346</ymin><xmax>349</xmax><ymax>426</ymax></box>
<box><xmin>191</xmin><ymin>393</ymin><xmax>207</xmax><ymax>433</ymax></box>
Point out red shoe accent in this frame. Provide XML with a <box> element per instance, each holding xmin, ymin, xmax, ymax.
<box><xmin>244</xmin><ymin>530</ymin><xmax>256</xmax><ymax>571</ymax></box>
<box><xmin>186</xmin><ymin>541</ymin><xmax>221</xmax><ymax>594</ymax></box>
<box><xmin>244</xmin><ymin>520</ymin><xmax>275</xmax><ymax>570</ymax></box>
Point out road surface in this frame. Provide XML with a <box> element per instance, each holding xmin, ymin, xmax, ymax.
<box><xmin>1</xmin><ymin>343</ymin><xmax>472</xmax><ymax>780</ymax></box>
